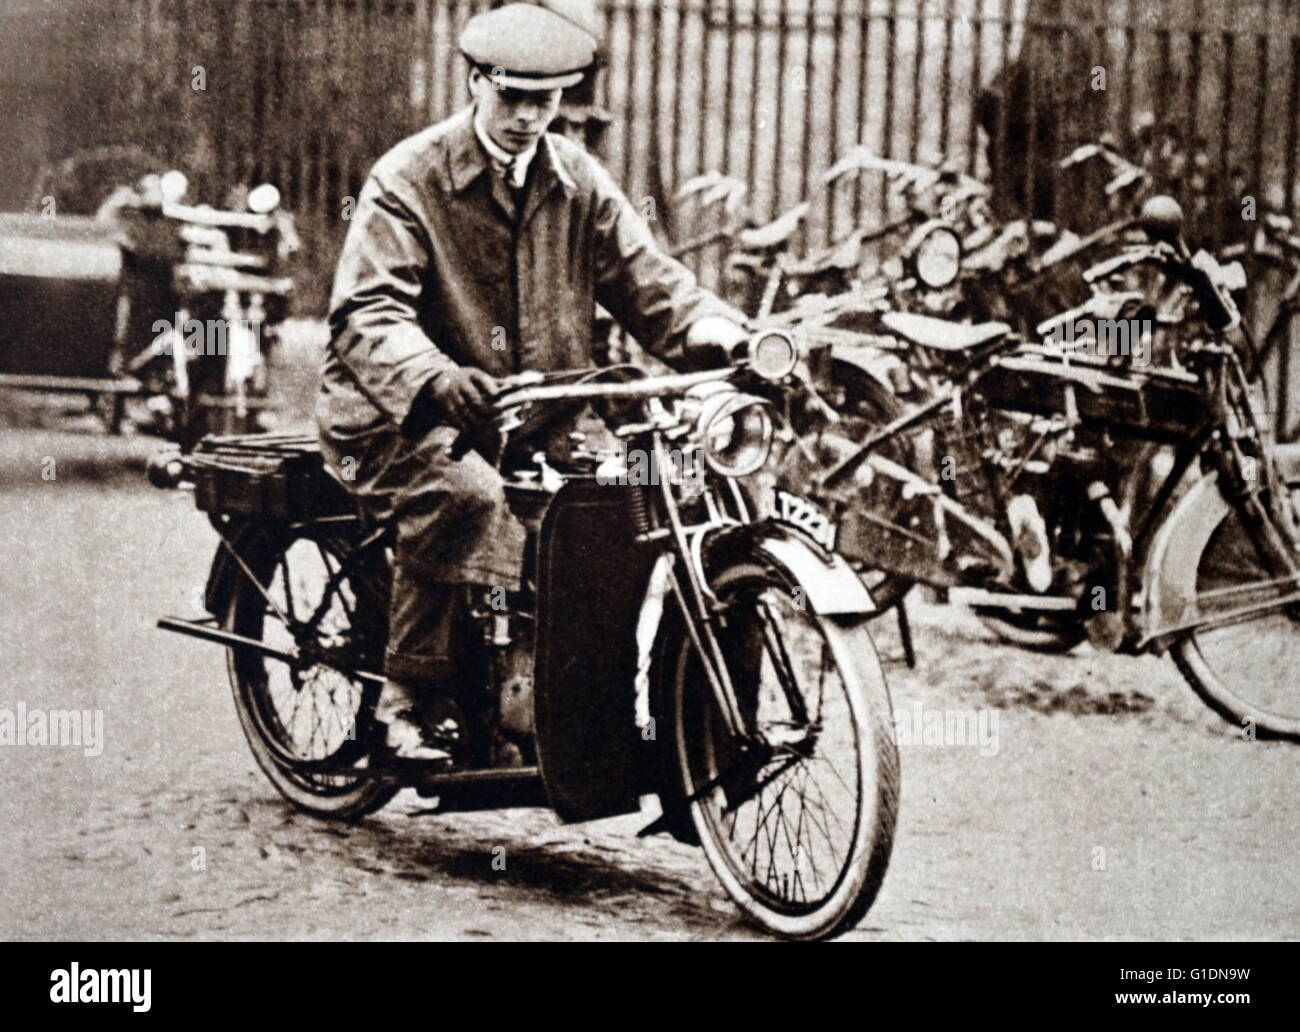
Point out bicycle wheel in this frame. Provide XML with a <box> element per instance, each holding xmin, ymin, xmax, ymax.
<box><xmin>1170</xmin><ymin>490</ymin><xmax>1300</xmax><ymax>737</ymax></box>
<box><xmin>670</xmin><ymin>561</ymin><xmax>899</xmax><ymax>940</ymax></box>
<box><xmin>226</xmin><ymin>529</ymin><xmax>397</xmax><ymax>818</ymax></box>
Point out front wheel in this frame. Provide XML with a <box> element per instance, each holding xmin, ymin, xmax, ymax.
<box><xmin>1170</xmin><ymin>495</ymin><xmax>1300</xmax><ymax>737</ymax></box>
<box><xmin>669</xmin><ymin>561</ymin><xmax>899</xmax><ymax>940</ymax></box>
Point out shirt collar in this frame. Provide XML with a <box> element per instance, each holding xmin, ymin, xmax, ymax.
<box><xmin>473</xmin><ymin>108</ymin><xmax>536</xmax><ymax>188</ymax></box>
<box><xmin>446</xmin><ymin>104</ymin><xmax>576</xmax><ymax>200</ymax></box>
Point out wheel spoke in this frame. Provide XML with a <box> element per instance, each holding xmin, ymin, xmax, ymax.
<box><xmin>237</xmin><ymin>538</ymin><xmax>379</xmax><ymax>788</ymax></box>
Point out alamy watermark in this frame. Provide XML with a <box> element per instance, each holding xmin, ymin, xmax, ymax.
<box><xmin>50</xmin><ymin>964</ymin><xmax>150</xmax><ymax>1012</ymax></box>
<box><xmin>0</xmin><ymin>702</ymin><xmax>104</xmax><ymax>757</ymax></box>
<box><xmin>596</xmin><ymin>443</ymin><xmax>703</xmax><ymax>487</ymax></box>
<box><xmin>1043</xmin><ymin>317</ymin><xmax>1153</xmax><ymax>367</ymax></box>
<box><xmin>892</xmin><ymin>701</ymin><xmax>1000</xmax><ymax>756</ymax></box>
<box><xmin>150</xmin><ymin>314</ymin><xmax>263</xmax><ymax>358</ymax></box>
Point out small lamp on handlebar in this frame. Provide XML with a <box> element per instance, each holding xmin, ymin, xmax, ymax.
<box><xmin>734</xmin><ymin>328</ymin><xmax>800</xmax><ymax>381</ymax></box>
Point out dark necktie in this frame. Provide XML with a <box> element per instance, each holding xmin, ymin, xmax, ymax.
<box><xmin>493</xmin><ymin>158</ymin><xmax>522</xmax><ymax>223</ymax></box>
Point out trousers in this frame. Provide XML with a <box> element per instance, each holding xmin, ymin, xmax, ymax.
<box><xmin>319</xmin><ymin>422</ymin><xmax>527</xmax><ymax>683</ymax></box>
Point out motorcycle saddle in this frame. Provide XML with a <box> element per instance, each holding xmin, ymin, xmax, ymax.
<box><xmin>735</xmin><ymin>202</ymin><xmax>812</xmax><ymax>251</ymax></box>
<box><xmin>881</xmin><ymin>311</ymin><xmax>1011</xmax><ymax>352</ymax></box>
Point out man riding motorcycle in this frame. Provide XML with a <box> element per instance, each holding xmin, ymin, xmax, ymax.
<box><xmin>318</xmin><ymin>0</ymin><xmax>747</xmax><ymax>761</ymax></box>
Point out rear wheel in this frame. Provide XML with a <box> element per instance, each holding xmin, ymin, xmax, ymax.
<box><xmin>670</xmin><ymin>561</ymin><xmax>898</xmax><ymax>940</ymax></box>
<box><xmin>973</xmin><ymin>607</ymin><xmax>1087</xmax><ymax>652</ymax></box>
<box><xmin>226</xmin><ymin>529</ymin><xmax>397</xmax><ymax>818</ymax></box>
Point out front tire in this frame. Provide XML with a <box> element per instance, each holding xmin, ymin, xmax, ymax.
<box><xmin>1169</xmin><ymin>499</ymin><xmax>1300</xmax><ymax>737</ymax></box>
<box><xmin>669</xmin><ymin>561</ymin><xmax>899</xmax><ymax>939</ymax></box>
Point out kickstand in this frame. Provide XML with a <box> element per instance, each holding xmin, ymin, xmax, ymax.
<box><xmin>895</xmin><ymin>598</ymin><xmax>916</xmax><ymax>669</ymax></box>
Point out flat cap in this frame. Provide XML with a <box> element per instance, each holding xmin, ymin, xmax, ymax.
<box><xmin>460</xmin><ymin>2</ymin><xmax>600</xmax><ymax>91</ymax></box>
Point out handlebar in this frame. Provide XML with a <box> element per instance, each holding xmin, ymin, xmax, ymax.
<box><xmin>446</xmin><ymin>367</ymin><xmax>735</xmax><ymax>462</ymax></box>
<box><xmin>1057</xmin><ymin>141</ymin><xmax>1150</xmax><ymax>202</ymax></box>
<box><xmin>448</xmin><ymin>330</ymin><xmax>802</xmax><ymax>461</ymax></box>
<box><xmin>160</xmin><ymin>202</ymin><xmax>281</xmax><ymax>235</ymax></box>
<box><xmin>491</xmin><ymin>367</ymin><xmax>732</xmax><ymax>412</ymax></box>
<box><xmin>1083</xmin><ymin>240</ymin><xmax>1241</xmax><ymax>332</ymax></box>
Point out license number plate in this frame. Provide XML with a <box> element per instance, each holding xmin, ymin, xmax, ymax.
<box><xmin>772</xmin><ymin>489</ymin><xmax>838</xmax><ymax>551</ymax></box>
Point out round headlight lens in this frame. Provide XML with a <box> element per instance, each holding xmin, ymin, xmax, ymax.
<box><xmin>247</xmin><ymin>183</ymin><xmax>282</xmax><ymax>214</ymax></box>
<box><xmin>748</xmin><ymin>329</ymin><xmax>799</xmax><ymax>380</ymax></box>
<box><xmin>699</xmin><ymin>394</ymin><xmax>773</xmax><ymax>478</ymax></box>
<box><xmin>159</xmin><ymin>169</ymin><xmax>188</xmax><ymax>204</ymax></box>
<box><xmin>914</xmin><ymin>227</ymin><xmax>961</xmax><ymax>288</ymax></box>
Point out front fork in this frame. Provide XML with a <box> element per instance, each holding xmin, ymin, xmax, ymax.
<box><xmin>646</xmin><ymin>439</ymin><xmax>753</xmax><ymax>742</ymax></box>
<box><xmin>645</xmin><ymin>435</ymin><xmax>812</xmax><ymax>749</ymax></box>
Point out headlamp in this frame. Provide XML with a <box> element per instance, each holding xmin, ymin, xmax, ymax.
<box><xmin>689</xmin><ymin>385</ymin><xmax>774</xmax><ymax>478</ymax></box>
<box><xmin>909</xmin><ymin>225</ymin><xmax>962</xmax><ymax>288</ymax></box>
<box><xmin>747</xmin><ymin>329</ymin><xmax>799</xmax><ymax>380</ymax></box>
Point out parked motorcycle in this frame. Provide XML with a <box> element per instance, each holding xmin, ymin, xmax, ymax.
<box><xmin>788</xmin><ymin>196</ymin><xmax>1300</xmax><ymax>736</ymax></box>
<box><xmin>148</xmin><ymin>331</ymin><xmax>900</xmax><ymax>941</ymax></box>
<box><xmin>0</xmin><ymin>168</ymin><xmax>296</xmax><ymax>444</ymax></box>
<box><xmin>672</xmin><ymin>148</ymin><xmax>991</xmax><ymax>322</ymax></box>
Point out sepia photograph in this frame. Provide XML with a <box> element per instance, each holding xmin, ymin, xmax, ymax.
<box><xmin>0</xmin><ymin>0</ymin><xmax>1295</xmax><ymax>974</ymax></box>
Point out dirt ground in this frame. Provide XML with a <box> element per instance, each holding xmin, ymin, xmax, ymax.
<box><xmin>2</xmin><ymin>328</ymin><xmax>1299</xmax><ymax>941</ymax></box>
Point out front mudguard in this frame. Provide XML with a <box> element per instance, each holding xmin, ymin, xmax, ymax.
<box><xmin>1140</xmin><ymin>445</ymin><xmax>1300</xmax><ymax>652</ymax></box>
<box><xmin>641</xmin><ymin>519</ymin><xmax>878</xmax><ymax>742</ymax></box>
<box><xmin>644</xmin><ymin>520</ymin><xmax>876</xmax><ymax>843</ymax></box>
<box><xmin>700</xmin><ymin>519</ymin><xmax>877</xmax><ymax>616</ymax></box>
<box><xmin>1139</xmin><ymin>472</ymin><xmax>1230</xmax><ymax>651</ymax></box>
<box><xmin>825</xmin><ymin>343</ymin><xmax>912</xmax><ymax>405</ymax></box>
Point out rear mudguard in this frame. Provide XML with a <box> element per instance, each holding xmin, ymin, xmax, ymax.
<box><xmin>1139</xmin><ymin>472</ymin><xmax>1230</xmax><ymax>651</ymax></box>
<box><xmin>203</xmin><ymin>518</ymin><xmax>266</xmax><ymax>617</ymax></box>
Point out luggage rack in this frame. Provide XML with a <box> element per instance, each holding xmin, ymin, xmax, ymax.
<box><xmin>182</xmin><ymin>431</ymin><xmax>353</xmax><ymax>520</ymax></box>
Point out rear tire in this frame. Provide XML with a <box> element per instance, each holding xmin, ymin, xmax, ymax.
<box><xmin>226</xmin><ymin>528</ymin><xmax>397</xmax><ymax>819</ymax></box>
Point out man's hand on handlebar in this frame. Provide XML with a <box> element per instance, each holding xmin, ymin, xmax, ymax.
<box><xmin>431</xmin><ymin>366</ymin><xmax>500</xmax><ymax>430</ymax></box>
<box><xmin>686</xmin><ymin>315</ymin><xmax>751</xmax><ymax>360</ymax></box>
<box><xmin>402</xmin><ymin>365</ymin><xmax>500</xmax><ymax>439</ymax></box>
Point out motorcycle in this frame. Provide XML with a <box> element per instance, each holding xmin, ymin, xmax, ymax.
<box><xmin>148</xmin><ymin>330</ymin><xmax>900</xmax><ymax>941</ymax></box>
<box><xmin>0</xmin><ymin>168</ymin><xmax>296</xmax><ymax>444</ymax></box>
<box><xmin>786</xmin><ymin>196</ymin><xmax>1300</xmax><ymax>736</ymax></box>
<box><xmin>672</xmin><ymin>149</ymin><xmax>992</xmax><ymax>323</ymax></box>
